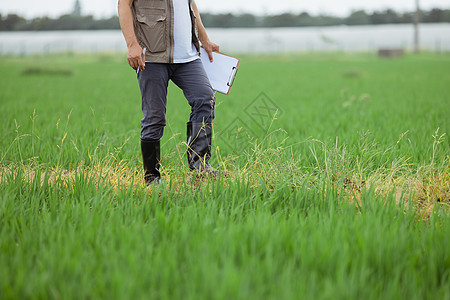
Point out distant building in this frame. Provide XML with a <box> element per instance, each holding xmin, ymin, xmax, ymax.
<box><xmin>73</xmin><ymin>0</ymin><xmax>82</xmax><ymax>16</ymax></box>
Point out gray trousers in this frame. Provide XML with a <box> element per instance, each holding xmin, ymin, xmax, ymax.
<box><xmin>137</xmin><ymin>58</ymin><xmax>215</xmax><ymax>140</ymax></box>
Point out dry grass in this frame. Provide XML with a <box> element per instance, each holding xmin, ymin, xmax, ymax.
<box><xmin>2</xmin><ymin>154</ymin><xmax>448</xmax><ymax>219</ymax></box>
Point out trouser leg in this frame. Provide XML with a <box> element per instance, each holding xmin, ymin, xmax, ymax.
<box><xmin>171</xmin><ymin>59</ymin><xmax>215</xmax><ymax>123</ymax></box>
<box><xmin>138</xmin><ymin>62</ymin><xmax>170</xmax><ymax>141</ymax></box>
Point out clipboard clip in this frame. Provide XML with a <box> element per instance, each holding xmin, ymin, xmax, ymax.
<box><xmin>227</xmin><ymin>67</ymin><xmax>238</xmax><ymax>87</ymax></box>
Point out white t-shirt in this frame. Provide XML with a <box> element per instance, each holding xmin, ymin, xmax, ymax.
<box><xmin>173</xmin><ymin>0</ymin><xmax>199</xmax><ymax>63</ymax></box>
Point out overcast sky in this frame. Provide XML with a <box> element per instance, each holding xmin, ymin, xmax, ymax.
<box><xmin>1</xmin><ymin>0</ymin><xmax>449</xmax><ymax>19</ymax></box>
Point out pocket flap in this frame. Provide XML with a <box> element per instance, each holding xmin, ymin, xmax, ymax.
<box><xmin>136</xmin><ymin>14</ymin><xmax>166</xmax><ymax>24</ymax></box>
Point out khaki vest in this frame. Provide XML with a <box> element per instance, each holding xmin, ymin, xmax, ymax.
<box><xmin>132</xmin><ymin>0</ymin><xmax>200</xmax><ymax>63</ymax></box>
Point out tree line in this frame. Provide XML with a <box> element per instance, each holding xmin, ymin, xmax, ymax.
<box><xmin>0</xmin><ymin>8</ymin><xmax>449</xmax><ymax>31</ymax></box>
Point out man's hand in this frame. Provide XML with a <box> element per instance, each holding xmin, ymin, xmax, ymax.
<box><xmin>118</xmin><ymin>0</ymin><xmax>145</xmax><ymax>72</ymax></box>
<box><xmin>127</xmin><ymin>44</ymin><xmax>145</xmax><ymax>71</ymax></box>
<box><xmin>202</xmin><ymin>39</ymin><xmax>220</xmax><ymax>63</ymax></box>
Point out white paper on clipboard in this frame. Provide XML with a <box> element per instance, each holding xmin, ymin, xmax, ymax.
<box><xmin>200</xmin><ymin>48</ymin><xmax>240</xmax><ymax>95</ymax></box>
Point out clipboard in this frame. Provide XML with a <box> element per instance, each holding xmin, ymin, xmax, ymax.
<box><xmin>200</xmin><ymin>48</ymin><xmax>240</xmax><ymax>95</ymax></box>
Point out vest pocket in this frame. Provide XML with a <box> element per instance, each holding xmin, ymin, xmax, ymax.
<box><xmin>136</xmin><ymin>14</ymin><xmax>166</xmax><ymax>53</ymax></box>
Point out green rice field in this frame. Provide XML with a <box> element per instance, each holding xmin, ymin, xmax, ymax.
<box><xmin>0</xmin><ymin>52</ymin><xmax>449</xmax><ymax>299</ymax></box>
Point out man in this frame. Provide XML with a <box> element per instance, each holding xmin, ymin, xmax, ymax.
<box><xmin>118</xmin><ymin>0</ymin><xmax>219</xmax><ymax>184</ymax></box>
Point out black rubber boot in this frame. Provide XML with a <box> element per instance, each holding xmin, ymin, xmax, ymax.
<box><xmin>141</xmin><ymin>139</ymin><xmax>161</xmax><ymax>184</ymax></box>
<box><xmin>186</xmin><ymin>121</ymin><xmax>218</xmax><ymax>175</ymax></box>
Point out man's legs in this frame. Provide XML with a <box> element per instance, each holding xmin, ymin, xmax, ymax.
<box><xmin>170</xmin><ymin>59</ymin><xmax>217</xmax><ymax>173</ymax></box>
<box><xmin>138</xmin><ymin>63</ymin><xmax>170</xmax><ymax>184</ymax></box>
